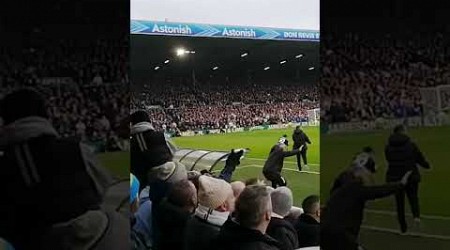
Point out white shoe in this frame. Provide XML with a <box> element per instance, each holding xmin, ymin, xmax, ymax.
<box><xmin>303</xmin><ymin>165</ymin><xmax>309</xmax><ymax>170</ymax></box>
<box><xmin>414</xmin><ymin>217</ymin><xmax>421</xmax><ymax>223</ymax></box>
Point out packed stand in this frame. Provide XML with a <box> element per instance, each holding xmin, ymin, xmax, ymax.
<box><xmin>321</xmin><ymin>32</ymin><xmax>450</xmax><ymax>123</ymax></box>
<box><xmin>134</xmin><ymin>79</ymin><xmax>319</xmax><ymax>132</ymax></box>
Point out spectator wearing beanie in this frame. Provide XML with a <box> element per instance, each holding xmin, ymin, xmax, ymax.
<box><xmin>214</xmin><ymin>185</ymin><xmax>281</xmax><ymax>250</ymax></box>
<box><xmin>155</xmin><ymin>179</ymin><xmax>197</xmax><ymax>250</ymax></box>
<box><xmin>0</xmin><ymin>88</ymin><xmax>129</xmax><ymax>250</ymax></box>
<box><xmin>266</xmin><ymin>187</ymin><xmax>299</xmax><ymax>250</ymax></box>
<box><xmin>184</xmin><ymin>176</ymin><xmax>235</xmax><ymax>250</ymax></box>
<box><xmin>296</xmin><ymin>195</ymin><xmax>320</xmax><ymax>248</ymax></box>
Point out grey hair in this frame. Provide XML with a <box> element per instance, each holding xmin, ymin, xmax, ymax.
<box><xmin>236</xmin><ymin>185</ymin><xmax>271</xmax><ymax>228</ymax></box>
<box><xmin>270</xmin><ymin>187</ymin><xmax>293</xmax><ymax>217</ymax></box>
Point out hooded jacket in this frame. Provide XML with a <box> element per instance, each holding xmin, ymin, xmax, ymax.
<box><xmin>130</xmin><ymin>121</ymin><xmax>177</xmax><ymax>187</ymax></box>
<box><xmin>385</xmin><ymin>133</ymin><xmax>430</xmax><ymax>182</ymax></box>
<box><xmin>292</xmin><ymin>129</ymin><xmax>311</xmax><ymax>150</ymax></box>
<box><xmin>263</xmin><ymin>144</ymin><xmax>299</xmax><ymax>175</ymax></box>
<box><xmin>0</xmin><ymin>116</ymin><xmax>116</xmax><ymax>249</ymax></box>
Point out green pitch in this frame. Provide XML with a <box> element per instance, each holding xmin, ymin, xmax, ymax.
<box><xmin>321</xmin><ymin>126</ymin><xmax>450</xmax><ymax>248</ymax></box>
<box><xmin>173</xmin><ymin>127</ymin><xmax>320</xmax><ymax>207</ymax></box>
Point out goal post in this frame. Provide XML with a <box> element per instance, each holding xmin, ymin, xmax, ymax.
<box><xmin>307</xmin><ymin>108</ymin><xmax>320</xmax><ymax>126</ymax></box>
<box><xmin>419</xmin><ymin>85</ymin><xmax>450</xmax><ymax>126</ymax></box>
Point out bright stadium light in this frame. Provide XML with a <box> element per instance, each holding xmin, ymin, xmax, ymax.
<box><xmin>154</xmin><ymin>66</ymin><xmax>160</xmax><ymax>70</ymax></box>
<box><xmin>190</xmin><ymin>50</ymin><xmax>196</xmax><ymax>54</ymax></box>
<box><xmin>212</xmin><ymin>66</ymin><xmax>219</xmax><ymax>71</ymax></box>
<box><xmin>280</xmin><ymin>60</ymin><xmax>287</xmax><ymax>65</ymax></box>
<box><xmin>308</xmin><ymin>67</ymin><xmax>315</xmax><ymax>71</ymax></box>
<box><xmin>264</xmin><ymin>66</ymin><xmax>270</xmax><ymax>71</ymax></box>
<box><xmin>164</xmin><ymin>59</ymin><xmax>170</xmax><ymax>64</ymax></box>
<box><xmin>241</xmin><ymin>52</ymin><xmax>248</xmax><ymax>58</ymax></box>
<box><xmin>176</xmin><ymin>48</ymin><xmax>186</xmax><ymax>56</ymax></box>
<box><xmin>295</xmin><ymin>54</ymin><xmax>304</xmax><ymax>59</ymax></box>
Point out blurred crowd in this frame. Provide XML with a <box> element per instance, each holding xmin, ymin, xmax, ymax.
<box><xmin>133</xmin><ymin>80</ymin><xmax>319</xmax><ymax>132</ymax></box>
<box><xmin>321</xmin><ymin>33</ymin><xmax>450</xmax><ymax>123</ymax></box>
<box><xmin>0</xmin><ymin>37</ymin><xmax>129</xmax><ymax>151</ymax></box>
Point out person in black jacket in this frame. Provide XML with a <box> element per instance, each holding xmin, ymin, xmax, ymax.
<box><xmin>0</xmin><ymin>89</ymin><xmax>128</xmax><ymax>250</ymax></box>
<box><xmin>296</xmin><ymin>195</ymin><xmax>320</xmax><ymax>248</ymax></box>
<box><xmin>263</xmin><ymin>138</ymin><xmax>302</xmax><ymax>188</ymax></box>
<box><xmin>321</xmin><ymin>150</ymin><xmax>413</xmax><ymax>250</ymax></box>
<box><xmin>266</xmin><ymin>187</ymin><xmax>299</xmax><ymax>250</ymax></box>
<box><xmin>213</xmin><ymin>185</ymin><xmax>281</xmax><ymax>250</ymax></box>
<box><xmin>155</xmin><ymin>179</ymin><xmax>197</xmax><ymax>250</ymax></box>
<box><xmin>292</xmin><ymin>126</ymin><xmax>311</xmax><ymax>171</ymax></box>
<box><xmin>385</xmin><ymin>124</ymin><xmax>431</xmax><ymax>233</ymax></box>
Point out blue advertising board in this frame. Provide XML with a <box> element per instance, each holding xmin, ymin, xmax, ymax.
<box><xmin>131</xmin><ymin>20</ymin><xmax>319</xmax><ymax>42</ymax></box>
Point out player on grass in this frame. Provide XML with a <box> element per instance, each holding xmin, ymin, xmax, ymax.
<box><xmin>263</xmin><ymin>136</ymin><xmax>302</xmax><ymax>188</ymax></box>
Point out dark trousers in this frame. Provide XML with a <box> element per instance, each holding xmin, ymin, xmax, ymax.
<box><xmin>296</xmin><ymin>149</ymin><xmax>308</xmax><ymax>170</ymax></box>
<box><xmin>263</xmin><ymin>171</ymin><xmax>287</xmax><ymax>188</ymax></box>
<box><xmin>395</xmin><ymin>181</ymin><xmax>420</xmax><ymax>232</ymax></box>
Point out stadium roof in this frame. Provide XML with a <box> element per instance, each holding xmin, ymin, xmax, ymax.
<box><xmin>131</xmin><ymin>34</ymin><xmax>319</xmax><ymax>85</ymax></box>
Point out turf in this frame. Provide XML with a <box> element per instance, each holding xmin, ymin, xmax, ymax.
<box><xmin>173</xmin><ymin>127</ymin><xmax>320</xmax><ymax>207</ymax></box>
<box><xmin>98</xmin><ymin>151</ymin><xmax>130</xmax><ymax>179</ymax></box>
<box><xmin>321</xmin><ymin>126</ymin><xmax>450</xmax><ymax>247</ymax></box>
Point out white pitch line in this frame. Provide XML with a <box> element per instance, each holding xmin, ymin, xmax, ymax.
<box><xmin>237</xmin><ymin>164</ymin><xmax>320</xmax><ymax>175</ymax></box>
<box><xmin>246</xmin><ymin>157</ymin><xmax>320</xmax><ymax>166</ymax></box>
<box><xmin>361</xmin><ymin>225</ymin><xmax>450</xmax><ymax>241</ymax></box>
<box><xmin>366</xmin><ymin>209</ymin><xmax>450</xmax><ymax>221</ymax></box>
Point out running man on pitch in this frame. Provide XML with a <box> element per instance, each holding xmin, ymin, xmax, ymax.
<box><xmin>385</xmin><ymin>124</ymin><xmax>431</xmax><ymax>233</ymax></box>
<box><xmin>263</xmin><ymin>136</ymin><xmax>302</xmax><ymax>188</ymax></box>
<box><xmin>292</xmin><ymin>126</ymin><xmax>311</xmax><ymax>171</ymax></box>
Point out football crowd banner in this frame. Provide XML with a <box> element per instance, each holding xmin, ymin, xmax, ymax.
<box><xmin>131</xmin><ymin>20</ymin><xmax>320</xmax><ymax>42</ymax></box>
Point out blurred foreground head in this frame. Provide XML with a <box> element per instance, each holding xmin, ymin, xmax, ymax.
<box><xmin>0</xmin><ymin>88</ymin><xmax>48</xmax><ymax>125</ymax></box>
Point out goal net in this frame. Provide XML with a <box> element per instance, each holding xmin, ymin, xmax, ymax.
<box><xmin>419</xmin><ymin>85</ymin><xmax>450</xmax><ymax>126</ymax></box>
<box><xmin>307</xmin><ymin>108</ymin><xmax>320</xmax><ymax>126</ymax></box>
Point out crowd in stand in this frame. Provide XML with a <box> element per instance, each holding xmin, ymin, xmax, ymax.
<box><xmin>133</xmin><ymin>79</ymin><xmax>319</xmax><ymax>132</ymax></box>
<box><xmin>322</xmin><ymin>32</ymin><xmax>450</xmax><ymax>123</ymax></box>
<box><xmin>0</xmin><ymin>37</ymin><xmax>129</xmax><ymax>151</ymax></box>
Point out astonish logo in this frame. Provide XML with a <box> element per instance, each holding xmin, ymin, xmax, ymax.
<box><xmin>152</xmin><ymin>24</ymin><xmax>192</xmax><ymax>35</ymax></box>
<box><xmin>222</xmin><ymin>28</ymin><xmax>256</xmax><ymax>38</ymax></box>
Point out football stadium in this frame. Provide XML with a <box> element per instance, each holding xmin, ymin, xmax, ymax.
<box><xmin>130</xmin><ymin>1</ymin><xmax>321</xmax><ymax>248</ymax></box>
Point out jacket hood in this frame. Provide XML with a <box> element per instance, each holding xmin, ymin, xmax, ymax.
<box><xmin>0</xmin><ymin>116</ymin><xmax>58</xmax><ymax>146</ymax></box>
<box><xmin>388</xmin><ymin>133</ymin><xmax>411</xmax><ymax>147</ymax></box>
<box><xmin>131</xmin><ymin>122</ymin><xmax>155</xmax><ymax>134</ymax></box>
